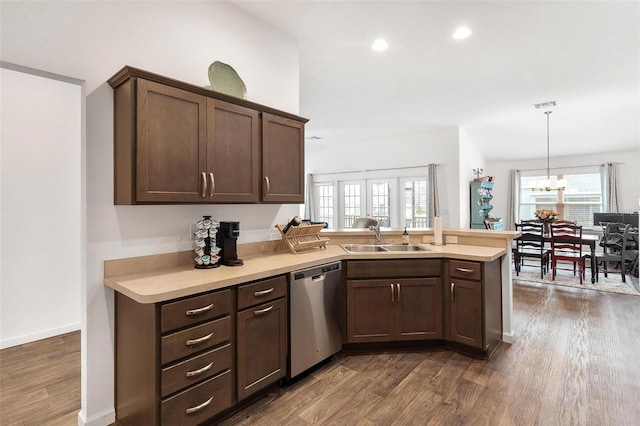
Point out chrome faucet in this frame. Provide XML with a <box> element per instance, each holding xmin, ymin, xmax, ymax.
<box><xmin>369</xmin><ymin>222</ymin><xmax>382</xmax><ymax>244</ymax></box>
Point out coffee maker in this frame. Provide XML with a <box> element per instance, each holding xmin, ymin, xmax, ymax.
<box><xmin>216</xmin><ymin>221</ymin><xmax>243</xmax><ymax>266</ymax></box>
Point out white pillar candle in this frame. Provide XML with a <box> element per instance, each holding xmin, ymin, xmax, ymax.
<box><xmin>434</xmin><ymin>216</ymin><xmax>443</xmax><ymax>245</ymax></box>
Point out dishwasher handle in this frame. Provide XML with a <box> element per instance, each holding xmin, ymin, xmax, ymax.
<box><xmin>311</xmin><ymin>274</ymin><xmax>325</xmax><ymax>282</ymax></box>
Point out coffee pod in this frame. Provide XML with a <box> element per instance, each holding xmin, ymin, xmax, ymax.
<box><xmin>194</xmin><ymin>256</ymin><xmax>204</xmax><ymax>265</ymax></box>
<box><xmin>202</xmin><ymin>255</ymin><xmax>211</xmax><ymax>265</ymax></box>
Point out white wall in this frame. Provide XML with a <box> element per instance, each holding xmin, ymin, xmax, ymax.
<box><xmin>487</xmin><ymin>149</ymin><xmax>640</xmax><ymax>226</ymax></box>
<box><xmin>305</xmin><ymin>127</ymin><xmax>463</xmax><ymax>227</ymax></box>
<box><xmin>2</xmin><ymin>2</ymin><xmax>300</xmax><ymax>425</ymax></box>
<box><xmin>0</xmin><ymin>66</ymin><xmax>82</xmax><ymax>348</ymax></box>
<box><xmin>458</xmin><ymin>128</ymin><xmax>487</xmax><ymax>228</ymax></box>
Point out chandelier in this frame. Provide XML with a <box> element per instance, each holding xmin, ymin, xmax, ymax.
<box><xmin>531</xmin><ymin>109</ymin><xmax>567</xmax><ymax>192</ymax></box>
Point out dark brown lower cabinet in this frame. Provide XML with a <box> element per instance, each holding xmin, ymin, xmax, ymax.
<box><xmin>446</xmin><ymin>259</ymin><xmax>503</xmax><ymax>355</ymax></box>
<box><xmin>346</xmin><ymin>259</ymin><xmax>443</xmax><ymax>344</ymax></box>
<box><xmin>236</xmin><ymin>278</ymin><xmax>288</xmax><ymax>401</ymax></box>
<box><xmin>115</xmin><ymin>289</ymin><xmax>234</xmax><ymax>426</ymax></box>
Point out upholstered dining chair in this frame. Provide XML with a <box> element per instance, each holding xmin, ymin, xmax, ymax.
<box><xmin>514</xmin><ymin>223</ymin><xmax>550</xmax><ymax>278</ymax></box>
<box><xmin>550</xmin><ymin>222</ymin><xmax>587</xmax><ymax>284</ymax></box>
<box><xmin>595</xmin><ymin>223</ymin><xmax>631</xmax><ymax>283</ymax></box>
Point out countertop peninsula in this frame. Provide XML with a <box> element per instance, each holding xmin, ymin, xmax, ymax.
<box><xmin>104</xmin><ymin>242</ymin><xmax>508</xmax><ymax>304</ymax></box>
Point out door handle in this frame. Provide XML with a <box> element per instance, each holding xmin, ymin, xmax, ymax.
<box><xmin>209</xmin><ymin>172</ymin><xmax>215</xmax><ymax>197</ymax></box>
<box><xmin>451</xmin><ymin>282</ymin><xmax>455</xmax><ymax>302</ymax></box>
<box><xmin>390</xmin><ymin>283</ymin><xmax>394</xmax><ymax>302</ymax></box>
<box><xmin>201</xmin><ymin>172</ymin><xmax>207</xmax><ymax>198</ymax></box>
<box><xmin>254</xmin><ymin>305</ymin><xmax>273</xmax><ymax>315</ymax></box>
<box><xmin>396</xmin><ymin>283</ymin><xmax>400</xmax><ymax>302</ymax></box>
<box><xmin>264</xmin><ymin>176</ymin><xmax>270</xmax><ymax>197</ymax></box>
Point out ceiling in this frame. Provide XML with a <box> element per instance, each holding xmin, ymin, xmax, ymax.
<box><xmin>233</xmin><ymin>1</ymin><xmax>639</xmax><ymax>162</ymax></box>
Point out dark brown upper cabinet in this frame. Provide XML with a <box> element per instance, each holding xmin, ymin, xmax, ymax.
<box><xmin>109</xmin><ymin>66</ymin><xmax>308</xmax><ymax>205</ymax></box>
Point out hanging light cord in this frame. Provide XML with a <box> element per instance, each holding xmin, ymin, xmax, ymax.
<box><xmin>545</xmin><ymin>110</ymin><xmax>552</xmax><ymax>182</ymax></box>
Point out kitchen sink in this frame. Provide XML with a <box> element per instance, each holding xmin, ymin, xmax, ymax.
<box><xmin>340</xmin><ymin>243</ymin><xmax>433</xmax><ymax>254</ymax></box>
<box><xmin>340</xmin><ymin>244</ymin><xmax>388</xmax><ymax>253</ymax></box>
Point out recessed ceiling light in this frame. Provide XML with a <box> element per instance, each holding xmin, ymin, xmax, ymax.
<box><xmin>371</xmin><ymin>38</ymin><xmax>388</xmax><ymax>51</ymax></box>
<box><xmin>452</xmin><ymin>27</ymin><xmax>472</xmax><ymax>40</ymax></box>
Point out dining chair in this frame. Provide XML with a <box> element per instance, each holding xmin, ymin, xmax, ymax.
<box><xmin>514</xmin><ymin>223</ymin><xmax>550</xmax><ymax>278</ymax></box>
<box><xmin>550</xmin><ymin>222</ymin><xmax>587</xmax><ymax>284</ymax></box>
<box><xmin>595</xmin><ymin>223</ymin><xmax>630</xmax><ymax>283</ymax></box>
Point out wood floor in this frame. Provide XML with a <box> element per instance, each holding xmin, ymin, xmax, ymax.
<box><xmin>0</xmin><ymin>331</ymin><xmax>80</xmax><ymax>426</ymax></box>
<box><xmin>2</xmin><ymin>282</ymin><xmax>640</xmax><ymax>425</ymax></box>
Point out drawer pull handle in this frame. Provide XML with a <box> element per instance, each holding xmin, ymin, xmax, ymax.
<box><xmin>186</xmin><ymin>361</ymin><xmax>214</xmax><ymax>377</ymax></box>
<box><xmin>254</xmin><ymin>305</ymin><xmax>273</xmax><ymax>315</ymax></box>
<box><xmin>185</xmin><ymin>304</ymin><xmax>214</xmax><ymax>316</ymax></box>
<box><xmin>185</xmin><ymin>395</ymin><xmax>213</xmax><ymax>414</ymax></box>
<box><xmin>254</xmin><ymin>288</ymin><xmax>274</xmax><ymax>297</ymax></box>
<box><xmin>455</xmin><ymin>267</ymin><xmax>475</xmax><ymax>274</ymax></box>
<box><xmin>201</xmin><ymin>172</ymin><xmax>207</xmax><ymax>198</ymax></box>
<box><xmin>186</xmin><ymin>332</ymin><xmax>213</xmax><ymax>346</ymax></box>
<box><xmin>451</xmin><ymin>282</ymin><xmax>455</xmax><ymax>302</ymax></box>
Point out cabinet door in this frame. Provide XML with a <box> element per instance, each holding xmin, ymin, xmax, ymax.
<box><xmin>261</xmin><ymin>113</ymin><xmax>304</xmax><ymax>203</ymax></box>
<box><xmin>237</xmin><ymin>297</ymin><xmax>287</xmax><ymax>401</ymax></box>
<box><xmin>206</xmin><ymin>99</ymin><xmax>260</xmax><ymax>202</ymax></box>
<box><xmin>346</xmin><ymin>280</ymin><xmax>394</xmax><ymax>343</ymax></box>
<box><xmin>396</xmin><ymin>278</ymin><xmax>442</xmax><ymax>340</ymax></box>
<box><xmin>136</xmin><ymin>79</ymin><xmax>207</xmax><ymax>203</ymax></box>
<box><xmin>448</xmin><ymin>278</ymin><xmax>483</xmax><ymax>348</ymax></box>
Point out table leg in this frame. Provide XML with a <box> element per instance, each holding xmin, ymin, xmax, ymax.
<box><xmin>590</xmin><ymin>241</ymin><xmax>596</xmax><ymax>283</ymax></box>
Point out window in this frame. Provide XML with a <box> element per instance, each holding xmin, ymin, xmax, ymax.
<box><xmin>315</xmin><ymin>183</ymin><xmax>335</xmax><ymax>228</ymax></box>
<box><xmin>402</xmin><ymin>179</ymin><xmax>428</xmax><ymax>228</ymax></box>
<box><xmin>519</xmin><ymin>169</ymin><xmax>603</xmax><ymax>226</ymax></box>
<box><xmin>310</xmin><ymin>168</ymin><xmax>430</xmax><ymax>229</ymax></box>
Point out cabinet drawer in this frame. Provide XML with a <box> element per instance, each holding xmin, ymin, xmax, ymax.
<box><xmin>161</xmin><ymin>289</ymin><xmax>231</xmax><ymax>333</ymax></box>
<box><xmin>161</xmin><ymin>343</ymin><xmax>232</xmax><ymax>398</ymax></box>
<box><xmin>347</xmin><ymin>259</ymin><xmax>441</xmax><ymax>279</ymax></box>
<box><xmin>237</xmin><ymin>275</ymin><xmax>287</xmax><ymax>310</ymax></box>
<box><xmin>162</xmin><ymin>316</ymin><xmax>231</xmax><ymax>365</ymax></box>
<box><xmin>449</xmin><ymin>260</ymin><xmax>482</xmax><ymax>281</ymax></box>
<box><xmin>161</xmin><ymin>369</ymin><xmax>232</xmax><ymax>426</ymax></box>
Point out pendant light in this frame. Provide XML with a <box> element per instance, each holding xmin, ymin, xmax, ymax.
<box><xmin>532</xmin><ymin>109</ymin><xmax>567</xmax><ymax>191</ymax></box>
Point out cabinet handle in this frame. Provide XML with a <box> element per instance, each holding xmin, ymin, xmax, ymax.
<box><xmin>396</xmin><ymin>283</ymin><xmax>400</xmax><ymax>302</ymax></box>
<box><xmin>185</xmin><ymin>303</ymin><xmax>213</xmax><ymax>316</ymax></box>
<box><xmin>185</xmin><ymin>361</ymin><xmax>214</xmax><ymax>377</ymax></box>
<box><xmin>264</xmin><ymin>176</ymin><xmax>270</xmax><ymax>197</ymax></box>
<box><xmin>186</xmin><ymin>332</ymin><xmax>213</xmax><ymax>346</ymax></box>
<box><xmin>451</xmin><ymin>282</ymin><xmax>455</xmax><ymax>302</ymax></box>
<box><xmin>254</xmin><ymin>305</ymin><xmax>273</xmax><ymax>315</ymax></box>
<box><xmin>390</xmin><ymin>283</ymin><xmax>394</xmax><ymax>302</ymax></box>
<box><xmin>201</xmin><ymin>172</ymin><xmax>207</xmax><ymax>198</ymax></box>
<box><xmin>185</xmin><ymin>395</ymin><xmax>213</xmax><ymax>414</ymax></box>
<box><xmin>209</xmin><ymin>172</ymin><xmax>215</xmax><ymax>197</ymax></box>
<box><xmin>455</xmin><ymin>267</ymin><xmax>475</xmax><ymax>274</ymax></box>
<box><xmin>254</xmin><ymin>288</ymin><xmax>274</xmax><ymax>297</ymax></box>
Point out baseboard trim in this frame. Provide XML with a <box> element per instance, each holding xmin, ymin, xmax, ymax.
<box><xmin>77</xmin><ymin>408</ymin><xmax>115</xmax><ymax>426</ymax></box>
<box><xmin>502</xmin><ymin>331</ymin><xmax>515</xmax><ymax>344</ymax></box>
<box><xmin>0</xmin><ymin>323</ymin><xmax>80</xmax><ymax>349</ymax></box>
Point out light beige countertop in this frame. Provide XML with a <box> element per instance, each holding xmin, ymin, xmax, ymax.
<box><xmin>104</xmin><ymin>241</ymin><xmax>508</xmax><ymax>304</ymax></box>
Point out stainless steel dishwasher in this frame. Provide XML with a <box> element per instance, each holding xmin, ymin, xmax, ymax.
<box><xmin>288</xmin><ymin>261</ymin><xmax>343</xmax><ymax>379</ymax></box>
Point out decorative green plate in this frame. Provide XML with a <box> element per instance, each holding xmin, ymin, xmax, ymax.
<box><xmin>207</xmin><ymin>61</ymin><xmax>247</xmax><ymax>99</ymax></box>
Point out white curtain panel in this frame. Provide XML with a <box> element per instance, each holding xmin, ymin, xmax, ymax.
<box><xmin>428</xmin><ymin>163</ymin><xmax>440</xmax><ymax>226</ymax></box>
<box><xmin>303</xmin><ymin>173</ymin><xmax>316</xmax><ymax>221</ymax></box>
<box><xmin>507</xmin><ymin>169</ymin><xmax>520</xmax><ymax>230</ymax></box>
<box><xmin>604</xmin><ymin>163</ymin><xmax>620</xmax><ymax>213</ymax></box>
